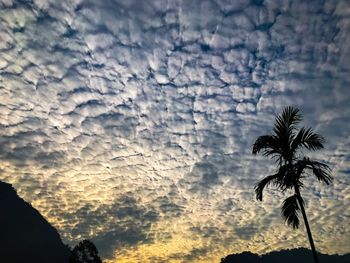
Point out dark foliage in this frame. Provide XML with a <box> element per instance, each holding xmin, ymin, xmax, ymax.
<box><xmin>221</xmin><ymin>248</ymin><xmax>350</xmax><ymax>263</ymax></box>
<box><xmin>69</xmin><ymin>239</ymin><xmax>102</xmax><ymax>263</ymax></box>
<box><xmin>281</xmin><ymin>194</ymin><xmax>301</xmax><ymax>229</ymax></box>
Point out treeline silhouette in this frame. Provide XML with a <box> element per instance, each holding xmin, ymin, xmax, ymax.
<box><xmin>221</xmin><ymin>248</ymin><xmax>350</xmax><ymax>263</ymax></box>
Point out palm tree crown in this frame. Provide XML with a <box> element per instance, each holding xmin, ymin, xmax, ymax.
<box><xmin>252</xmin><ymin>106</ymin><xmax>332</xmax><ymax>228</ymax></box>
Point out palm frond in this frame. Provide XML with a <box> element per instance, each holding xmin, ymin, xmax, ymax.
<box><xmin>291</xmin><ymin>127</ymin><xmax>325</xmax><ymax>152</ymax></box>
<box><xmin>255</xmin><ymin>174</ymin><xmax>280</xmax><ymax>201</ymax></box>
<box><xmin>311</xmin><ymin>161</ymin><xmax>332</xmax><ymax>185</ymax></box>
<box><xmin>297</xmin><ymin>158</ymin><xmax>332</xmax><ymax>185</ymax></box>
<box><xmin>280</xmin><ymin>164</ymin><xmax>301</xmax><ymax>191</ymax></box>
<box><xmin>273</xmin><ymin>106</ymin><xmax>302</xmax><ymax>138</ymax></box>
<box><xmin>255</xmin><ymin>164</ymin><xmax>300</xmax><ymax>201</ymax></box>
<box><xmin>272</xmin><ymin>106</ymin><xmax>302</xmax><ymax>161</ymax></box>
<box><xmin>282</xmin><ymin>194</ymin><xmax>302</xmax><ymax>229</ymax></box>
<box><xmin>252</xmin><ymin>135</ymin><xmax>277</xmax><ymax>155</ymax></box>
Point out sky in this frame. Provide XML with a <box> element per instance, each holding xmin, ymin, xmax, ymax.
<box><xmin>0</xmin><ymin>0</ymin><xmax>350</xmax><ymax>262</ymax></box>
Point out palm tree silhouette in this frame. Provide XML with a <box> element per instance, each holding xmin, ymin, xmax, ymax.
<box><xmin>252</xmin><ymin>106</ymin><xmax>332</xmax><ymax>263</ymax></box>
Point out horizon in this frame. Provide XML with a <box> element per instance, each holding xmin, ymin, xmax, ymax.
<box><xmin>1</xmin><ymin>179</ymin><xmax>350</xmax><ymax>262</ymax></box>
<box><xmin>0</xmin><ymin>0</ymin><xmax>350</xmax><ymax>262</ymax></box>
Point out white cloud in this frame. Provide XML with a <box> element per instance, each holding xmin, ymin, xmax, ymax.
<box><xmin>0</xmin><ymin>0</ymin><xmax>350</xmax><ymax>262</ymax></box>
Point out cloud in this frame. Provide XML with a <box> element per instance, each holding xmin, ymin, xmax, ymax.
<box><xmin>85</xmin><ymin>195</ymin><xmax>159</xmax><ymax>259</ymax></box>
<box><xmin>0</xmin><ymin>0</ymin><xmax>350</xmax><ymax>261</ymax></box>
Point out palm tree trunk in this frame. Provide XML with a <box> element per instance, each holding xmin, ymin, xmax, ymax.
<box><xmin>294</xmin><ymin>187</ymin><xmax>319</xmax><ymax>263</ymax></box>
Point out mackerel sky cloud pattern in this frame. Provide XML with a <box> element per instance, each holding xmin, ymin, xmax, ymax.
<box><xmin>0</xmin><ymin>0</ymin><xmax>350</xmax><ymax>262</ymax></box>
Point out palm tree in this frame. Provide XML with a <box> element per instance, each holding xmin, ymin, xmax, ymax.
<box><xmin>252</xmin><ymin>106</ymin><xmax>332</xmax><ymax>263</ymax></box>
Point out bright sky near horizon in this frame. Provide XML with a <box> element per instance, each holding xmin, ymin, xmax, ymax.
<box><xmin>0</xmin><ymin>0</ymin><xmax>350</xmax><ymax>262</ymax></box>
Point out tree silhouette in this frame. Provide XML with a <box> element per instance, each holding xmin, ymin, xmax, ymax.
<box><xmin>69</xmin><ymin>239</ymin><xmax>102</xmax><ymax>263</ymax></box>
<box><xmin>252</xmin><ymin>106</ymin><xmax>332</xmax><ymax>263</ymax></box>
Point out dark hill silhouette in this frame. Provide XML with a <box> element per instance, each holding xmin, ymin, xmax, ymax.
<box><xmin>0</xmin><ymin>180</ymin><xmax>70</xmax><ymax>263</ymax></box>
<box><xmin>221</xmin><ymin>248</ymin><xmax>350</xmax><ymax>263</ymax></box>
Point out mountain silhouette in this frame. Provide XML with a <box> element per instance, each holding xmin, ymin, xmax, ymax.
<box><xmin>0</xmin><ymin>180</ymin><xmax>70</xmax><ymax>263</ymax></box>
<box><xmin>221</xmin><ymin>248</ymin><xmax>350</xmax><ymax>263</ymax></box>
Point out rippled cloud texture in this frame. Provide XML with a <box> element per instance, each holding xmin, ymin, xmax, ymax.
<box><xmin>1</xmin><ymin>0</ymin><xmax>350</xmax><ymax>262</ymax></box>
